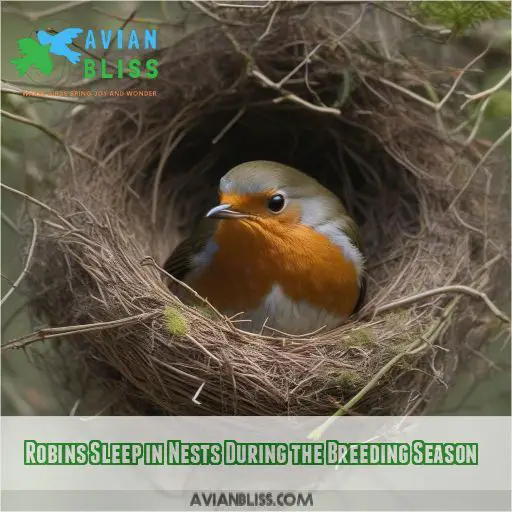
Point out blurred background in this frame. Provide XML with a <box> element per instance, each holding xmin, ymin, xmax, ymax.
<box><xmin>1</xmin><ymin>1</ymin><xmax>510</xmax><ymax>415</ymax></box>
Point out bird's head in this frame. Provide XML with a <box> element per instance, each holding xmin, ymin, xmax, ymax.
<box><xmin>36</xmin><ymin>30</ymin><xmax>51</xmax><ymax>45</ymax></box>
<box><xmin>206</xmin><ymin>161</ymin><xmax>351</xmax><ymax>231</ymax></box>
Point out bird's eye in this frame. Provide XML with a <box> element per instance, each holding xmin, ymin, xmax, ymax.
<box><xmin>267</xmin><ymin>193</ymin><xmax>286</xmax><ymax>213</ymax></box>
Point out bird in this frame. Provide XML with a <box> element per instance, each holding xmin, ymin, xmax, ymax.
<box><xmin>36</xmin><ymin>28</ymin><xmax>83</xmax><ymax>64</ymax></box>
<box><xmin>165</xmin><ymin>161</ymin><xmax>366</xmax><ymax>335</ymax></box>
<box><xmin>11</xmin><ymin>38</ymin><xmax>53</xmax><ymax>76</ymax></box>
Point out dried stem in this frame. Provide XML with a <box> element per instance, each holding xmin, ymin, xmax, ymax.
<box><xmin>212</xmin><ymin>107</ymin><xmax>247</xmax><ymax>144</ymax></box>
<box><xmin>372</xmin><ymin>3</ymin><xmax>451</xmax><ymax>36</ymax></box>
<box><xmin>253</xmin><ymin>69</ymin><xmax>342</xmax><ymax>115</ymax></box>
<box><xmin>375</xmin><ymin>285</ymin><xmax>509</xmax><ymax>323</ymax></box>
<box><xmin>3</xmin><ymin>1</ymin><xmax>88</xmax><ymax>22</ymax></box>
<box><xmin>1</xmin><ymin>109</ymin><xmax>100</xmax><ymax>167</ymax></box>
<box><xmin>449</xmin><ymin>126</ymin><xmax>512</xmax><ymax>209</ymax></box>
<box><xmin>2</xmin><ymin>312</ymin><xmax>158</xmax><ymax>351</ymax></box>
<box><xmin>1</xmin><ymin>219</ymin><xmax>37</xmax><ymax>307</ymax></box>
<box><xmin>437</xmin><ymin>45</ymin><xmax>491</xmax><ymax>109</ymax></box>
<box><xmin>223</xmin><ymin>30</ymin><xmax>342</xmax><ymax>116</ymax></box>
<box><xmin>461</xmin><ymin>70</ymin><xmax>512</xmax><ymax>110</ymax></box>
<box><xmin>1</xmin><ymin>82</ymin><xmax>90</xmax><ymax>104</ymax></box>
<box><xmin>190</xmin><ymin>0</ymin><xmax>248</xmax><ymax>26</ymax></box>
<box><xmin>257</xmin><ymin>4</ymin><xmax>279</xmax><ymax>42</ymax></box>
<box><xmin>0</xmin><ymin>183</ymin><xmax>75</xmax><ymax>230</ymax></box>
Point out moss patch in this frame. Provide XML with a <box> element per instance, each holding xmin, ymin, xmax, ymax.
<box><xmin>163</xmin><ymin>307</ymin><xmax>188</xmax><ymax>336</ymax></box>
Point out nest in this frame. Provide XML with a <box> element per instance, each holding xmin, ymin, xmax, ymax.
<box><xmin>11</xmin><ymin>3</ymin><xmax>510</xmax><ymax>416</ymax></box>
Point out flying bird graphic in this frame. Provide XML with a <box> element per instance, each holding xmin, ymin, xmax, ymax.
<box><xmin>37</xmin><ymin>28</ymin><xmax>83</xmax><ymax>64</ymax></box>
<box><xmin>11</xmin><ymin>38</ymin><xmax>53</xmax><ymax>76</ymax></box>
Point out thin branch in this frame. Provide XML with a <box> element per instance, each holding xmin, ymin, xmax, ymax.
<box><xmin>377</xmin><ymin>77</ymin><xmax>437</xmax><ymax>109</ymax></box>
<box><xmin>1</xmin><ymin>219</ymin><xmax>37</xmax><ymax>307</ymax></box>
<box><xmin>463</xmin><ymin>96</ymin><xmax>491</xmax><ymax>146</ymax></box>
<box><xmin>257</xmin><ymin>3</ymin><xmax>279</xmax><ymax>42</ymax></box>
<box><xmin>277</xmin><ymin>43</ymin><xmax>322</xmax><ymax>88</ymax></box>
<box><xmin>223</xmin><ymin>30</ymin><xmax>341</xmax><ymax>116</ymax></box>
<box><xmin>372</xmin><ymin>3</ymin><xmax>452</xmax><ymax>36</ymax></box>
<box><xmin>449</xmin><ymin>126</ymin><xmax>511</xmax><ymax>209</ymax></box>
<box><xmin>375</xmin><ymin>285</ymin><xmax>509</xmax><ymax>323</ymax></box>
<box><xmin>185</xmin><ymin>334</ymin><xmax>220</xmax><ymax>363</ymax></box>
<box><xmin>436</xmin><ymin>42</ymin><xmax>492</xmax><ymax>112</ymax></box>
<box><xmin>450</xmin><ymin>207</ymin><xmax>508</xmax><ymax>262</ymax></box>
<box><xmin>377</xmin><ymin>43</ymin><xmax>490</xmax><ymax>115</ymax></box>
<box><xmin>3</xmin><ymin>1</ymin><xmax>88</xmax><ymax>22</ymax></box>
<box><xmin>253</xmin><ymin>70</ymin><xmax>342</xmax><ymax>115</ymax></box>
<box><xmin>0</xmin><ymin>183</ymin><xmax>74</xmax><ymax>229</ymax></box>
<box><xmin>71</xmin><ymin>393</ymin><xmax>123</xmax><ymax>420</ymax></box>
<box><xmin>216</xmin><ymin>1</ymin><xmax>272</xmax><ymax>7</ymax></box>
<box><xmin>1</xmin><ymin>82</ymin><xmax>90</xmax><ymax>104</ymax></box>
<box><xmin>1</xmin><ymin>109</ymin><xmax>100</xmax><ymax>166</ymax></box>
<box><xmin>1</xmin><ymin>274</ymin><xmax>15</xmax><ymax>286</ymax></box>
<box><xmin>466</xmin><ymin>345</ymin><xmax>503</xmax><ymax>371</ymax></box>
<box><xmin>460</xmin><ymin>70</ymin><xmax>512</xmax><ymax>110</ymax></box>
<box><xmin>212</xmin><ymin>107</ymin><xmax>246</xmax><ymax>144</ymax></box>
<box><xmin>192</xmin><ymin>382</ymin><xmax>206</xmax><ymax>405</ymax></box>
<box><xmin>1</xmin><ymin>312</ymin><xmax>158</xmax><ymax>351</ymax></box>
<box><xmin>262</xmin><ymin>324</ymin><xmax>326</xmax><ymax>339</ymax></box>
<box><xmin>278</xmin><ymin>3</ymin><xmax>366</xmax><ymax>89</ymax></box>
<box><xmin>189</xmin><ymin>0</ymin><xmax>248</xmax><ymax>26</ymax></box>
<box><xmin>69</xmin><ymin>399</ymin><xmax>81</xmax><ymax>416</ymax></box>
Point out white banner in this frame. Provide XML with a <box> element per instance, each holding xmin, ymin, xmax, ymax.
<box><xmin>1</xmin><ymin>416</ymin><xmax>510</xmax><ymax>510</ymax></box>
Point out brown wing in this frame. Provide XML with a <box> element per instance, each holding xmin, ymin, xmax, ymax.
<box><xmin>343</xmin><ymin>215</ymin><xmax>364</xmax><ymax>253</ymax></box>
<box><xmin>353</xmin><ymin>273</ymin><xmax>367</xmax><ymax>313</ymax></box>
<box><xmin>164</xmin><ymin>219</ymin><xmax>218</xmax><ymax>280</ymax></box>
<box><xmin>343</xmin><ymin>215</ymin><xmax>366</xmax><ymax>313</ymax></box>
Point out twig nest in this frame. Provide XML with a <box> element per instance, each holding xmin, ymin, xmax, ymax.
<box><xmin>23</xmin><ymin>3</ymin><xmax>509</xmax><ymax>415</ymax></box>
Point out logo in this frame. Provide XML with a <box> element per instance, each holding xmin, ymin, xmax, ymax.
<box><xmin>12</xmin><ymin>27</ymin><xmax>159</xmax><ymax>80</ymax></box>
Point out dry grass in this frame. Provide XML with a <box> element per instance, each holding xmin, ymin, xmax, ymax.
<box><xmin>2</xmin><ymin>2</ymin><xmax>510</xmax><ymax>417</ymax></box>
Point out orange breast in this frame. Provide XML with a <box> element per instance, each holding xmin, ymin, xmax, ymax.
<box><xmin>188</xmin><ymin>218</ymin><xmax>360</xmax><ymax>317</ymax></box>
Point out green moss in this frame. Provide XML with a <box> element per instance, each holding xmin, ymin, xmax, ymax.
<box><xmin>349</xmin><ymin>327</ymin><xmax>377</xmax><ymax>346</ymax></box>
<box><xmin>412</xmin><ymin>1</ymin><xmax>511</xmax><ymax>34</ymax></box>
<box><xmin>163</xmin><ymin>307</ymin><xmax>188</xmax><ymax>336</ymax></box>
<box><xmin>338</xmin><ymin>370</ymin><xmax>363</xmax><ymax>387</ymax></box>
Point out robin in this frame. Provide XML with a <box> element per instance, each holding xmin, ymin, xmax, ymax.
<box><xmin>165</xmin><ymin>161</ymin><xmax>365</xmax><ymax>335</ymax></box>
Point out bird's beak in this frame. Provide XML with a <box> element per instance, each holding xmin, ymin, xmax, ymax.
<box><xmin>205</xmin><ymin>204</ymin><xmax>248</xmax><ymax>220</ymax></box>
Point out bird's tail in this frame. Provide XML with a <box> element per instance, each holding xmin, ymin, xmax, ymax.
<box><xmin>68</xmin><ymin>50</ymin><xmax>81</xmax><ymax>65</ymax></box>
<box><xmin>11</xmin><ymin>57</ymin><xmax>31</xmax><ymax>76</ymax></box>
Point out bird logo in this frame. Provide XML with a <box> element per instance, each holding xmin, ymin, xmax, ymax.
<box><xmin>11</xmin><ymin>38</ymin><xmax>53</xmax><ymax>76</ymax></box>
<box><xmin>37</xmin><ymin>28</ymin><xmax>83</xmax><ymax>64</ymax></box>
<box><xmin>12</xmin><ymin>27</ymin><xmax>83</xmax><ymax>77</ymax></box>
